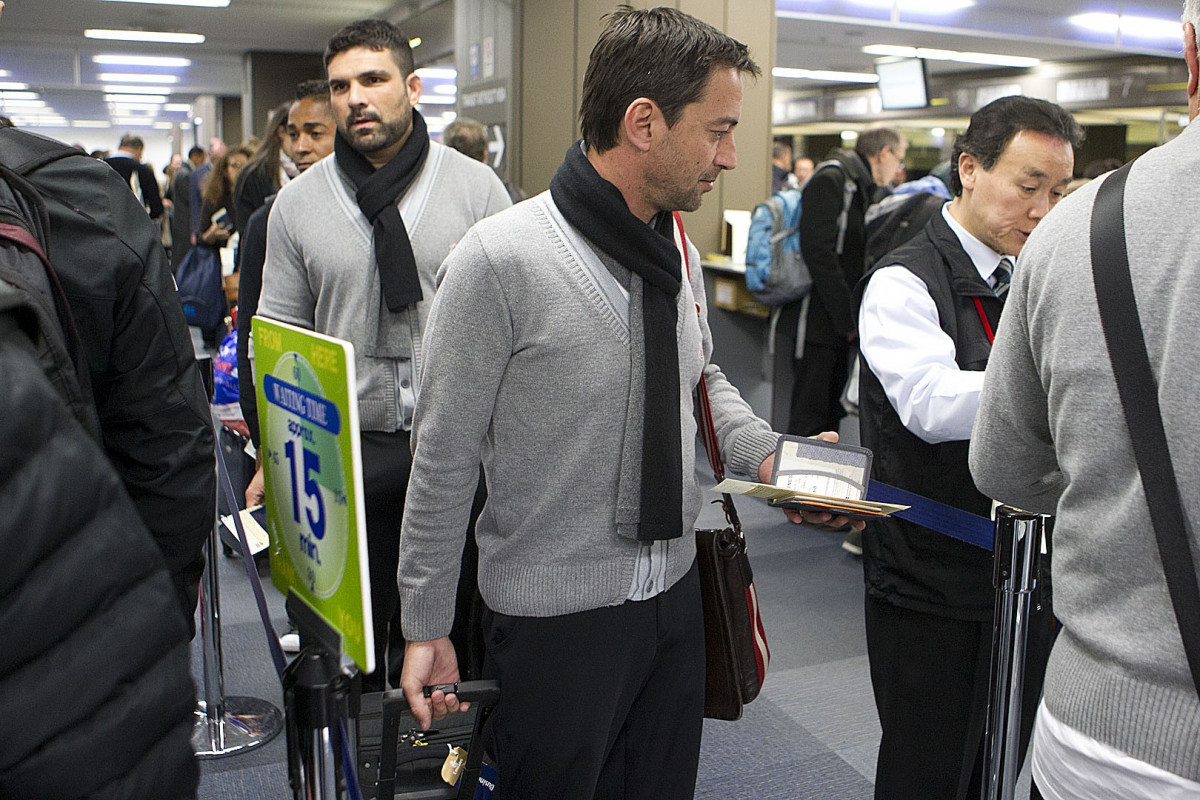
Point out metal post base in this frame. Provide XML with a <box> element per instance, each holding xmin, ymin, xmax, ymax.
<box><xmin>193</xmin><ymin>695</ymin><xmax>284</xmax><ymax>759</ymax></box>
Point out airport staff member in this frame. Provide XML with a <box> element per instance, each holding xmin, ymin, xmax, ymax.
<box><xmin>855</xmin><ymin>95</ymin><xmax>1082</xmax><ymax>800</ymax></box>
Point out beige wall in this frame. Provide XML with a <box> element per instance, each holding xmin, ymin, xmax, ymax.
<box><xmin>517</xmin><ymin>0</ymin><xmax>776</xmax><ymax>256</ymax></box>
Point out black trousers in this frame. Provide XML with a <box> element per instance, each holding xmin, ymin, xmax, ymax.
<box><xmin>864</xmin><ymin>593</ymin><xmax>1055</xmax><ymax>800</ymax></box>
<box><xmin>482</xmin><ymin>561</ymin><xmax>705</xmax><ymax>800</ymax></box>
<box><xmin>359</xmin><ymin>431</ymin><xmax>486</xmax><ymax>691</ymax></box>
<box><xmin>788</xmin><ymin>340</ymin><xmax>851</xmax><ymax>436</ymax></box>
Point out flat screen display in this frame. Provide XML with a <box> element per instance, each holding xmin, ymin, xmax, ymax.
<box><xmin>875</xmin><ymin>57</ymin><xmax>929</xmax><ymax>110</ymax></box>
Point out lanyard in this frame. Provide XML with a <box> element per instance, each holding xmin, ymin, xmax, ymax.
<box><xmin>973</xmin><ymin>296</ymin><xmax>995</xmax><ymax>345</ymax></box>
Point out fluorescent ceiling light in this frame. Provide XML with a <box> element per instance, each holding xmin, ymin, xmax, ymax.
<box><xmin>0</xmin><ymin>70</ymin><xmax>10</xmax><ymax>77</ymax></box>
<box><xmin>112</xmin><ymin>118</ymin><xmax>157</xmax><ymax>127</ymax></box>
<box><xmin>153</xmin><ymin>121</ymin><xmax>176</xmax><ymax>129</ymax></box>
<box><xmin>163</xmin><ymin>103</ymin><xmax>192</xmax><ymax>112</ymax></box>
<box><xmin>1</xmin><ymin>99</ymin><xmax>49</xmax><ymax>108</ymax></box>
<box><xmin>409</xmin><ymin>37</ymin><xmax>422</xmax><ymax>48</ymax></box>
<box><xmin>105</xmin><ymin>93</ymin><xmax>169</xmax><ymax>104</ymax></box>
<box><xmin>441</xmin><ymin>111</ymin><xmax>458</xmax><ymax>121</ymax></box>
<box><xmin>0</xmin><ymin>81</ymin><xmax>29</xmax><ymax>90</ymax></box>
<box><xmin>99</xmin><ymin>0</ymin><xmax>229</xmax><ymax>6</ymax></box>
<box><xmin>96</xmin><ymin>73</ymin><xmax>179</xmax><ymax>83</ymax></box>
<box><xmin>85</xmin><ymin>30</ymin><xmax>206</xmax><ymax>45</ymax></box>
<box><xmin>863</xmin><ymin>44</ymin><xmax>1039</xmax><ymax>68</ymax></box>
<box><xmin>1069</xmin><ymin>13</ymin><xmax>1182</xmax><ymax>41</ymax></box>
<box><xmin>416</xmin><ymin>67</ymin><xmax>456</xmax><ymax>80</ymax></box>
<box><xmin>0</xmin><ymin>91</ymin><xmax>40</xmax><ymax>100</ymax></box>
<box><xmin>432</xmin><ymin>85</ymin><xmax>456</xmax><ymax>95</ymax></box>
<box><xmin>850</xmin><ymin>0</ymin><xmax>974</xmax><ymax>10</ymax></box>
<box><xmin>103</xmin><ymin>85</ymin><xmax>172</xmax><ymax>95</ymax></box>
<box><xmin>93</xmin><ymin>54</ymin><xmax>192</xmax><ymax>67</ymax></box>
<box><xmin>773</xmin><ymin>67</ymin><xmax>879</xmax><ymax>83</ymax></box>
<box><xmin>73</xmin><ymin>120</ymin><xmax>113</xmax><ymax>127</ymax></box>
<box><xmin>416</xmin><ymin>95</ymin><xmax>456</xmax><ymax>104</ymax></box>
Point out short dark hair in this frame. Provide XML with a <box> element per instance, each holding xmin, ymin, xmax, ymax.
<box><xmin>119</xmin><ymin>134</ymin><xmax>144</xmax><ymax>151</ymax></box>
<box><xmin>324</xmin><ymin>18</ymin><xmax>415</xmax><ymax>77</ymax></box>
<box><xmin>773</xmin><ymin>141</ymin><xmax>792</xmax><ymax>161</ymax></box>
<box><xmin>855</xmin><ymin>127</ymin><xmax>903</xmax><ymax>160</ymax></box>
<box><xmin>296</xmin><ymin>78</ymin><xmax>332</xmax><ymax>103</ymax></box>
<box><xmin>950</xmin><ymin>96</ymin><xmax>1084</xmax><ymax>196</ymax></box>
<box><xmin>443</xmin><ymin>117</ymin><xmax>488</xmax><ymax>163</ymax></box>
<box><xmin>0</xmin><ymin>116</ymin><xmax>12</xmax><ymax>129</ymax></box>
<box><xmin>188</xmin><ymin>146</ymin><xmax>205</xmax><ymax>160</ymax></box>
<box><xmin>1082</xmin><ymin>157</ymin><xmax>1122</xmax><ymax>180</ymax></box>
<box><xmin>579</xmin><ymin>5</ymin><xmax>761</xmax><ymax>153</ymax></box>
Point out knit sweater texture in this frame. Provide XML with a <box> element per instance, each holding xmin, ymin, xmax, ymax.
<box><xmin>970</xmin><ymin>122</ymin><xmax>1200</xmax><ymax>780</ymax></box>
<box><xmin>257</xmin><ymin>142</ymin><xmax>510</xmax><ymax>431</ymax></box>
<box><xmin>398</xmin><ymin>193</ymin><xmax>779</xmax><ymax>640</ymax></box>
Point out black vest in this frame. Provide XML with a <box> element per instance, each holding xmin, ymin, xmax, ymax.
<box><xmin>854</xmin><ymin>210</ymin><xmax>1003</xmax><ymax>619</ymax></box>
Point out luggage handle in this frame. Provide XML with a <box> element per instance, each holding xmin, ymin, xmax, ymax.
<box><xmin>376</xmin><ymin>679</ymin><xmax>500</xmax><ymax>800</ymax></box>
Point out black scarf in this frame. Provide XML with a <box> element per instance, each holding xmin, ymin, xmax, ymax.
<box><xmin>550</xmin><ymin>141</ymin><xmax>684</xmax><ymax>542</ymax></box>
<box><xmin>335</xmin><ymin>109</ymin><xmax>430</xmax><ymax>311</ymax></box>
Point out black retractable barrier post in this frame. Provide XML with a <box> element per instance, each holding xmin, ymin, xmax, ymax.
<box><xmin>283</xmin><ymin>592</ymin><xmax>358</xmax><ymax>800</ymax></box>
<box><xmin>982</xmin><ymin>506</ymin><xmax>1048</xmax><ymax>800</ymax></box>
<box><xmin>192</xmin><ymin>355</ymin><xmax>285</xmax><ymax>758</ymax></box>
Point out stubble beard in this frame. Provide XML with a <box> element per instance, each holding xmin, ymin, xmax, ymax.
<box><xmin>342</xmin><ymin>106</ymin><xmax>412</xmax><ymax>156</ymax></box>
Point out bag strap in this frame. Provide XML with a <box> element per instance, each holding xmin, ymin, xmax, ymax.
<box><xmin>673</xmin><ymin>211</ymin><xmax>742</xmax><ymax>533</ymax></box>
<box><xmin>1089</xmin><ymin>161</ymin><xmax>1200</xmax><ymax>698</ymax></box>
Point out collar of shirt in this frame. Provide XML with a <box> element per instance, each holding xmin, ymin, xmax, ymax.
<box><xmin>942</xmin><ymin>203</ymin><xmax>1012</xmax><ymax>285</ymax></box>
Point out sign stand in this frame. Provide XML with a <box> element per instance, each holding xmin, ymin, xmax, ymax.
<box><xmin>252</xmin><ymin>318</ymin><xmax>375</xmax><ymax>799</ymax></box>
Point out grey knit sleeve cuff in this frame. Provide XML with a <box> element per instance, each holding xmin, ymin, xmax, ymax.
<box><xmin>399</xmin><ymin>586</ymin><xmax>457</xmax><ymax>644</ymax></box>
<box><xmin>727</xmin><ymin>427</ymin><xmax>783</xmax><ymax>480</ymax></box>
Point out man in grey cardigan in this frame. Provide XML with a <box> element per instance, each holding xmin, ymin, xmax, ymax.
<box><xmin>257</xmin><ymin>19</ymin><xmax>510</xmax><ymax>689</ymax></box>
<box><xmin>970</xmin><ymin>4</ymin><xmax>1200</xmax><ymax>795</ymax></box>
<box><xmin>398</xmin><ymin>7</ymin><xmax>860</xmax><ymax>798</ymax></box>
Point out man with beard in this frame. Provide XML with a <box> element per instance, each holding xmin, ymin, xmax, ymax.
<box><xmin>396</xmin><ymin>7</ymin><xmax>860</xmax><ymax>797</ymax></box>
<box><xmin>257</xmin><ymin>18</ymin><xmax>510</xmax><ymax>690</ymax></box>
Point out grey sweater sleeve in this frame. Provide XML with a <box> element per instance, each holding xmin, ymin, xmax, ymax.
<box><xmin>687</xmin><ymin>240</ymin><xmax>779</xmax><ymax>478</ymax></box>
<box><xmin>969</xmin><ymin>267</ymin><xmax>1065</xmax><ymax>513</ymax></box>
<box><xmin>399</xmin><ymin>229</ymin><xmax>513</xmax><ymax>642</ymax></box>
<box><xmin>257</xmin><ymin>195</ymin><xmax>316</xmax><ymax>330</ymax></box>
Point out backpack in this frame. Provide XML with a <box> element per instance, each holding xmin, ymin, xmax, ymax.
<box><xmin>174</xmin><ymin>244</ymin><xmax>226</xmax><ymax>331</ymax></box>
<box><xmin>863</xmin><ymin>186</ymin><xmax>948</xmax><ymax>272</ymax></box>
<box><xmin>744</xmin><ymin>160</ymin><xmax>856</xmax><ymax>307</ymax></box>
<box><xmin>0</xmin><ymin>161</ymin><xmax>99</xmax><ymax>436</ymax></box>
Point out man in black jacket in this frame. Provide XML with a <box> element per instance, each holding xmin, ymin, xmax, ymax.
<box><xmin>104</xmin><ymin>134</ymin><xmax>165</xmax><ymax>220</ymax></box>
<box><xmin>0</xmin><ymin>122</ymin><xmax>198</xmax><ymax>797</ymax></box>
<box><xmin>854</xmin><ymin>96</ymin><xmax>1081</xmax><ymax>800</ymax></box>
<box><xmin>0</xmin><ymin>125</ymin><xmax>216</xmax><ymax>635</ymax></box>
<box><xmin>789</xmin><ymin>126</ymin><xmax>906</xmax><ymax>440</ymax></box>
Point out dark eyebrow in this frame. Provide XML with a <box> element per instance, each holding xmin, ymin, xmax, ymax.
<box><xmin>711</xmin><ymin>116</ymin><xmax>739</xmax><ymax>128</ymax></box>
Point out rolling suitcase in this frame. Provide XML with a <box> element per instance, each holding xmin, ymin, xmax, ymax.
<box><xmin>357</xmin><ymin>680</ymin><xmax>499</xmax><ymax>800</ymax></box>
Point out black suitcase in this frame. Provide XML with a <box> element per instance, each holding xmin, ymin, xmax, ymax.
<box><xmin>357</xmin><ymin>680</ymin><xmax>499</xmax><ymax>800</ymax></box>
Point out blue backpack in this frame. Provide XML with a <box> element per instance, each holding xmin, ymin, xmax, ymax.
<box><xmin>744</xmin><ymin>187</ymin><xmax>807</xmax><ymax>306</ymax></box>
<box><xmin>745</xmin><ymin>161</ymin><xmax>855</xmax><ymax>306</ymax></box>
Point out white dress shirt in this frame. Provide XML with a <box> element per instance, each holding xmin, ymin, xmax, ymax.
<box><xmin>858</xmin><ymin>204</ymin><xmax>1011</xmax><ymax>444</ymax></box>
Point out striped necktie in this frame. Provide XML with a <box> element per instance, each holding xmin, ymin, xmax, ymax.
<box><xmin>993</xmin><ymin>257</ymin><xmax>1013</xmax><ymax>299</ymax></box>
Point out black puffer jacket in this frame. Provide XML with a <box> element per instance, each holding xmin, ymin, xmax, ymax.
<box><xmin>0</xmin><ymin>128</ymin><xmax>216</xmax><ymax>630</ymax></box>
<box><xmin>0</xmin><ymin>248</ymin><xmax>198</xmax><ymax>797</ymax></box>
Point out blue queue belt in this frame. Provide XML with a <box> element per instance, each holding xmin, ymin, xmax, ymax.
<box><xmin>865</xmin><ymin>481</ymin><xmax>994</xmax><ymax>552</ymax></box>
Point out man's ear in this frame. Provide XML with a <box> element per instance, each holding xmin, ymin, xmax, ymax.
<box><xmin>957</xmin><ymin>151</ymin><xmax>978</xmax><ymax>193</ymax></box>
<box><xmin>406</xmin><ymin>72</ymin><xmax>423</xmax><ymax>106</ymax></box>
<box><xmin>622</xmin><ymin>97</ymin><xmax>657</xmax><ymax>153</ymax></box>
<box><xmin>1186</xmin><ymin>23</ymin><xmax>1199</xmax><ymax>99</ymax></box>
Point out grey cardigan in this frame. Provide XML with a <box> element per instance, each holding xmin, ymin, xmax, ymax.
<box><xmin>399</xmin><ymin>193</ymin><xmax>779</xmax><ymax>641</ymax></box>
<box><xmin>257</xmin><ymin>142</ymin><xmax>511</xmax><ymax>431</ymax></box>
<box><xmin>970</xmin><ymin>122</ymin><xmax>1200</xmax><ymax>780</ymax></box>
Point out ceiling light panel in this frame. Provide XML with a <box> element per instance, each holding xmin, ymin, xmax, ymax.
<box><xmin>103</xmin><ymin>85</ymin><xmax>173</xmax><ymax>95</ymax></box>
<box><xmin>1069</xmin><ymin>13</ymin><xmax>1183</xmax><ymax>42</ymax></box>
<box><xmin>96</xmin><ymin>73</ymin><xmax>179</xmax><ymax>83</ymax></box>
<box><xmin>105</xmin><ymin>94</ymin><xmax>169</xmax><ymax>104</ymax></box>
<box><xmin>862</xmin><ymin>44</ymin><xmax>1038</xmax><ymax>68</ymax></box>
<box><xmin>0</xmin><ymin>82</ymin><xmax>29</xmax><ymax>91</ymax></box>
<box><xmin>774</xmin><ymin>67</ymin><xmax>879</xmax><ymax>83</ymax></box>
<box><xmin>93</xmin><ymin>55</ymin><xmax>192</xmax><ymax>67</ymax></box>
<box><xmin>85</xmin><ymin>30</ymin><xmax>206</xmax><ymax>45</ymax></box>
<box><xmin>98</xmin><ymin>0</ymin><xmax>229</xmax><ymax>6</ymax></box>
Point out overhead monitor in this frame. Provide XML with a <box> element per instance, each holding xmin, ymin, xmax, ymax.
<box><xmin>874</xmin><ymin>57</ymin><xmax>929</xmax><ymax>111</ymax></box>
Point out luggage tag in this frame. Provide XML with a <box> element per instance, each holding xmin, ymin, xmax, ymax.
<box><xmin>442</xmin><ymin>745</ymin><xmax>468</xmax><ymax>786</ymax></box>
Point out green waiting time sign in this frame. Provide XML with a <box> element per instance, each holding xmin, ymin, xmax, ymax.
<box><xmin>253</xmin><ymin>317</ymin><xmax>374</xmax><ymax>674</ymax></box>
